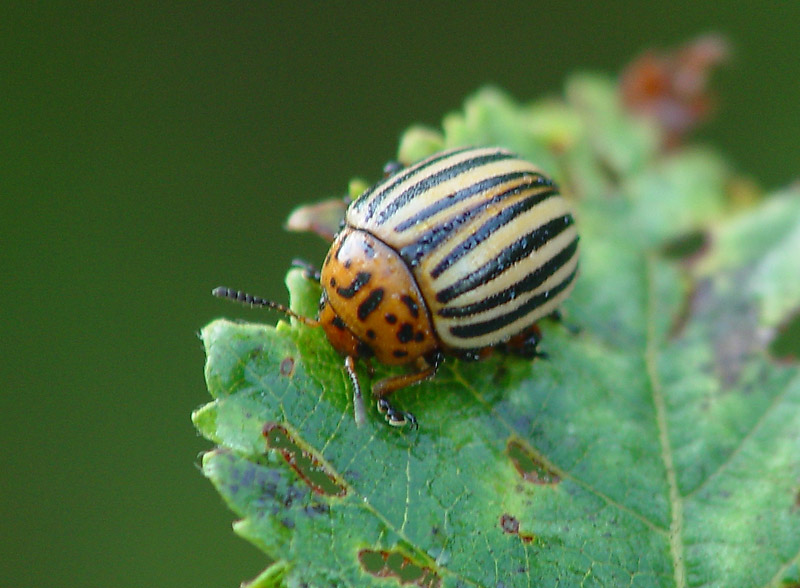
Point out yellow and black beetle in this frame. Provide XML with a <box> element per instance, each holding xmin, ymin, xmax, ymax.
<box><xmin>215</xmin><ymin>146</ymin><xmax>579</xmax><ymax>428</ymax></box>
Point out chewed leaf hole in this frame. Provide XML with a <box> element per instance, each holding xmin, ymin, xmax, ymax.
<box><xmin>769</xmin><ymin>310</ymin><xmax>800</xmax><ymax>362</ymax></box>
<box><xmin>357</xmin><ymin>549</ymin><xmax>440</xmax><ymax>588</ymax></box>
<box><xmin>263</xmin><ymin>423</ymin><xmax>346</xmax><ymax>497</ymax></box>
<box><xmin>506</xmin><ymin>438</ymin><xmax>560</xmax><ymax>485</ymax></box>
<box><xmin>661</xmin><ymin>230</ymin><xmax>708</xmax><ymax>260</ymax></box>
<box><xmin>500</xmin><ymin>513</ymin><xmax>535</xmax><ymax>543</ymax></box>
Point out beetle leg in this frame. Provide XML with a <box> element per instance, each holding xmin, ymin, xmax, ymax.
<box><xmin>547</xmin><ymin>309</ymin><xmax>581</xmax><ymax>334</ymax></box>
<box><xmin>290</xmin><ymin>258</ymin><xmax>322</xmax><ymax>282</ymax></box>
<box><xmin>372</xmin><ymin>354</ymin><xmax>442</xmax><ymax>429</ymax></box>
<box><xmin>377</xmin><ymin>398</ymin><xmax>418</xmax><ymax>429</ymax></box>
<box><xmin>503</xmin><ymin>324</ymin><xmax>548</xmax><ymax>360</ymax></box>
<box><xmin>344</xmin><ymin>356</ymin><xmax>366</xmax><ymax>428</ymax></box>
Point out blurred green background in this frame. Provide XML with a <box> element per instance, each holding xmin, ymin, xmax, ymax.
<box><xmin>2</xmin><ymin>3</ymin><xmax>798</xmax><ymax>587</ymax></box>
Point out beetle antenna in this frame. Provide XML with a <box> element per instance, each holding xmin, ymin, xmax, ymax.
<box><xmin>212</xmin><ymin>286</ymin><xmax>320</xmax><ymax>327</ymax></box>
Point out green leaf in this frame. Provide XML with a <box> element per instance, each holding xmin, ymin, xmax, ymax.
<box><xmin>195</xmin><ymin>75</ymin><xmax>800</xmax><ymax>587</ymax></box>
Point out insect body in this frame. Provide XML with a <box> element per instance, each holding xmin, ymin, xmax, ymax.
<box><xmin>215</xmin><ymin>146</ymin><xmax>579</xmax><ymax>428</ymax></box>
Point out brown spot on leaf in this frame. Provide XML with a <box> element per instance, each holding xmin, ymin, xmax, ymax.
<box><xmin>500</xmin><ymin>513</ymin><xmax>520</xmax><ymax>534</ymax></box>
<box><xmin>279</xmin><ymin>357</ymin><xmax>295</xmax><ymax>377</ymax></box>
<box><xmin>506</xmin><ymin>438</ymin><xmax>560</xmax><ymax>485</ymax></box>
<box><xmin>499</xmin><ymin>513</ymin><xmax>535</xmax><ymax>543</ymax></box>
<box><xmin>263</xmin><ymin>423</ymin><xmax>347</xmax><ymax>497</ymax></box>
<box><xmin>358</xmin><ymin>549</ymin><xmax>440</xmax><ymax>588</ymax></box>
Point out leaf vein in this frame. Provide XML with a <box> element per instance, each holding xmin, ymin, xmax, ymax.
<box><xmin>684</xmin><ymin>371</ymin><xmax>800</xmax><ymax>501</ymax></box>
<box><xmin>645</xmin><ymin>254</ymin><xmax>685</xmax><ymax>588</ymax></box>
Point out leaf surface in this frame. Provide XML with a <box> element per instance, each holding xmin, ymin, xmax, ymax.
<box><xmin>195</xmin><ymin>77</ymin><xmax>800</xmax><ymax>588</ymax></box>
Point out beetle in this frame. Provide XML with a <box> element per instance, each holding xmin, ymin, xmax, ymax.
<box><xmin>214</xmin><ymin>146</ymin><xmax>579</xmax><ymax>428</ymax></box>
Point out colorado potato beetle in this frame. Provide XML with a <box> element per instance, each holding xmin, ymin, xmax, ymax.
<box><xmin>214</xmin><ymin>146</ymin><xmax>579</xmax><ymax>428</ymax></box>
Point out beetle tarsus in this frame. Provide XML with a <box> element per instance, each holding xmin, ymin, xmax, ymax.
<box><xmin>377</xmin><ymin>398</ymin><xmax>418</xmax><ymax>429</ymax></box>
<box><xmin>547</xmin><ymin>309</ymin><xmax>581</xmax><ymax>334</ymax></box>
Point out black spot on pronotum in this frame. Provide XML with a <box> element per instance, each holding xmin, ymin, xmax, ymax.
<box><xmin>331</xmin><ymin>316</ymin><xmax>347</xmax><ymax>331</ymax></box>
<box><xmin>401</xmin><ymin>295</ymin><xmax>420</xmax><ymax>318</ymax></box>
<box><xmin>385</xmin><ymin>313</ymin><xmax>397</xmax><ymax>324</ymax></box>
<box><xmin>397</xmin><ymin>322</ymin><xmax>414</xmax><ymax>343</ymax></box>
<box><xmin>393</xmin><ymin>349</ymin><xmax>409</xmax><ymax>358</ymax></box>
<box><xmin>366</xmin><ymin>329</ymin><xmax>376</xmax><ymax>340</ymax></box>
<box><xmin>336</xmin><ymin>271</ymin><xmax>371</xmax><ymax>299</ymax></box>
<box><xmin>414</xmin><ymin>331</ymin><xmax>425</xmax><ymax>342</ymax></box>
<box><xmin>357</xmin><ymin>288</ymin><xmax>384</xmax><ymax>320</ymax></box>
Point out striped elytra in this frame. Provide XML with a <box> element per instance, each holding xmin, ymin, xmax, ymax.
<box><xmin>215</xmin><ymin>146</ymin><xmax>579</xmax><ymax>428</ymax></box>
<box><xmin>340</xmin><ymin>146</ymin><xmax>579</xmax><ymax>353</ymax></box>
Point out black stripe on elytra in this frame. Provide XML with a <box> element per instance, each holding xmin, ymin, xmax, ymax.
<box><xmin>393</xmin><ymin>171</ymin><xmax>548</xmax><ymax>232</ymax></box>
<box><xmin>357</xmin><ymin>288</ymin><xmax>384</xmax><ymax>320</ymax></box>
<box><xmin>436</xmin><ymin>216</ymin><xmax>575</xmax><ymax>303</ymax></box>
<box><xmin>353</xmin><ymin>146</ymin><xmax>475</xmax><ymax>216</ymax></box>
<box><xmin>374</xmin><ymin>150</ymin><xmax>516</xmax><ymax>225</ymax></box>
<box><xmin>448</xmin><ymin>266</ymin><xmax>578</xmax><ymax>339</ymax></box>
<box><xmin>336</xmin><ymin>271</ymin><xmax>371</xmax><ymax>299</ymax></box>
<box><xmin>399</xmin><ymin>183</ymin><xmax>558</xmax><ymax>268</ymax></box>
<box><xmin>438</xmin><ymin>236</ymin><xmax>579</xmax><ymax>317</ymax></box>
<box><xmin>430</xmin><ymin>192</ymin><xmax>568</xmax><ymax>280</ymax></box>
